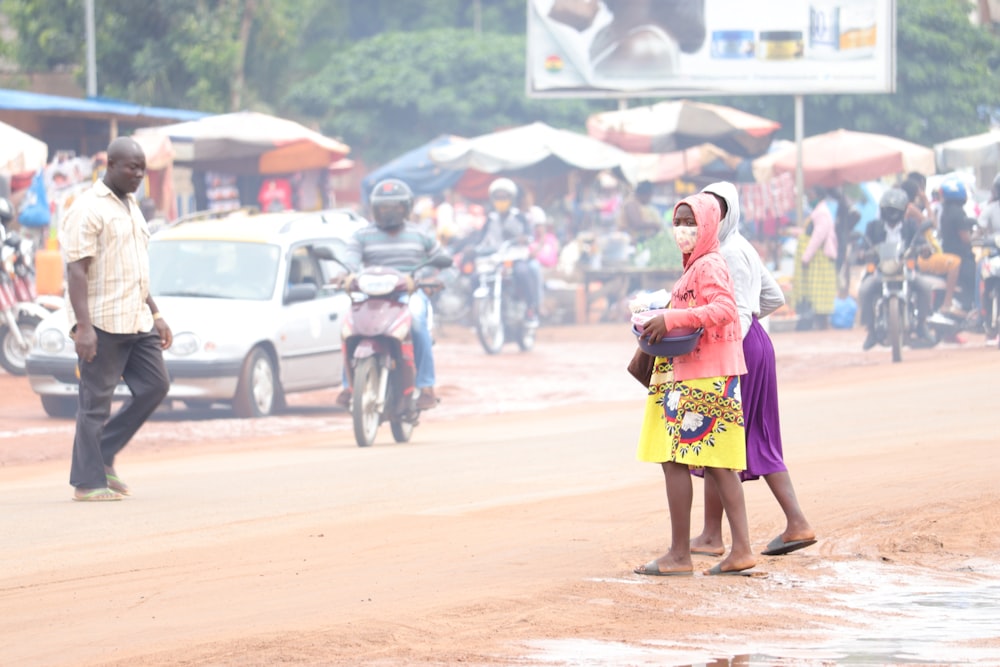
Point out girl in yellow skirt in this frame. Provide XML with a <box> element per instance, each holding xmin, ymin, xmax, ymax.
<box><xmin>632</xmin><ymin>193</ymin><xmax>755</xmax><ymax>577</ymax></box>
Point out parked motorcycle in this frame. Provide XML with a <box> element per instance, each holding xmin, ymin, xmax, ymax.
<box><xmin>857</xmin><ymin>227</ymin><xmax>937</xmax><ymax>362</ymax></box>
<box><xmin>975</xmin><ymin>231</ymin><xmax>1000</xmax><ymax>347</ymax></box>
<box><xmin>0</xmin><ymin>230</ymin><xmax>56</xmax><ymax>375</ymax></box>
<box><xmin>471</xmin><ymin>241</ymin><xmax>538</xmax><ymax>355</ymax></box>
<box><xmin>333</xmin><ymin>253</ymin><xmax>452</xmax><ymax>448</ymax></box>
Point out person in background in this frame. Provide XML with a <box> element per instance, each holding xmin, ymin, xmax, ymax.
<box><xmin>976</xmin><ymin>173</ymin><xmax>1000</xmax><ymax>344</ymax></box>
<box><xmin>632</xmin><ymin>192</ymin><xmax>755</xmax><ymax>577</ymax></box>
<box><xmin>976</xmin><ymin>173</ymin><xmax>1000</xmax><ymax>240</ymax></box>
<box><xmin>527</xmin><ymin>205</ymin><xmax>560</xmax><ymax>317</ymax></box>
<box><xmin>690</xmin><ymin>182</ymin><xmax>816</xmax><ymax>559</ymax></box>
<box><xmin>258</xmin><ymin>178</ymin><xmax>292</xmax><ymax>212</ymax></box>
<box><xmin>858</xmin><ymin>187</ymin><xmax>935</xmax><ymax>350</ymax></box>
<box><xmin>794</xmin><ymin>188</ymin><xmax>839</xmax><ymax>329</ymax></box>
<box><xmin>618</xmin><ymin>180</ymin><xmax>662</xmax><ymax>244</ymax></box>
<box><xmin>938</xmin><ymin>179</ymin><xmax>977</xmax><ymax>314</ymax></box>
<box><xmin>901</xmin><ymin>178</ymin><xmax>963</xmax><ymax>317</ymax></box>
<box><xmin>475</xmin><ymin>178</ymin><xmax>541</xmax><ymax>325</ymax></box>
<box><xmin>59</xmin><ymin>137</ymin><xmax>172</xmax><ymax>502</ymax></box>
<box><xmin>336</xmin><ymin>179</ymin><xmax>450</xmax><ymax>411</ymax></box>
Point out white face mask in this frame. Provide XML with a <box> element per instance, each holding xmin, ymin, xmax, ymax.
<box><xmin>673</xmin><ymin>226</ymin><xmax>698</xmax><ymax>253</ymax></box>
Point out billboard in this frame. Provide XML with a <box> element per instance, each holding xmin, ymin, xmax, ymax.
<box><xmin>527</xmin><ymin>0</ymin><xmax>896</xmax><ymax>98</ymax></box>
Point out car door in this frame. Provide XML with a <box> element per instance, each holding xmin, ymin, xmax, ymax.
<box><xmin>276</xmin><ymin>244</ymin><xmax>347</xmax><ymax>390</ymax></box>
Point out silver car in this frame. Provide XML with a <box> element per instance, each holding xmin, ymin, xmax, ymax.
<box><xmin>26</xmin><ymin>208</ymin><xmax>366</xmax><ymax>418</ymax></box>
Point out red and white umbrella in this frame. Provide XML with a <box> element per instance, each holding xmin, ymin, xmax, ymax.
<box><xmin>587</xmin><ymin>100</ymin><xmax>781</xmax><ymax>158</ymax></box>
<box><xmin>137</xmin><ymin>111</ymin><xmax>350</xmax><ymax>175</ymax></box>
<box><xmin>752</xmin><ymin>129</ymin><xmax>935</xmax><ymax>188</ymax></box>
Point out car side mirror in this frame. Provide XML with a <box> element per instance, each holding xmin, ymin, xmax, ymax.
<box><xmin>285</xmin><ymin>282</ymin><xmax>318</xmax><ymax>304</ymax></box>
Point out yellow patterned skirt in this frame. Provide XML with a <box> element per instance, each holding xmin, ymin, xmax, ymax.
<box><xmin>635</xmin><ymin>356</ymin><xmax>746</xmax><ymax>470</ymax></box>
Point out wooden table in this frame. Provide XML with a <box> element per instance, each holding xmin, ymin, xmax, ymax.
<box><xmin>582</xmin><ymin>267</ymin><xmax>681</xmax><ymax>323</ymax></box>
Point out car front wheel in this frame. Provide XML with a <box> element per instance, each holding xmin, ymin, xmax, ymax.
<box><xmin>233</xmin><ymin>347</ymin><xmax>277</xmax><ymax>418</ymax></box>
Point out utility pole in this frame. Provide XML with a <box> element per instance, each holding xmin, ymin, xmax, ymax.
<box><xmin>85</xmin><ymin>0</ymin><xmax>97</xmax><ymax>97</ymax></box>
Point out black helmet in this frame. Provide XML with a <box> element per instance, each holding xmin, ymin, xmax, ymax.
<box><xmin>0</xmin><ymin>197</ymin><xmax>12</xmax><ymax>227</ymax></box>
<box><xmin>369</xmin><ymin>178</ymin><xmax>413</xmax><ymax>231</ymax></box>
<box><xmin>879</xmin><ymin>187</ymin><xmax>908</xmax><ymax>226</ymax></box>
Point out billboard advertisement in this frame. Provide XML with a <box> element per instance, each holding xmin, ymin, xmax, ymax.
<box><xmin>527</xmin><ymin>0</ymin><xmax>896</xmax><ymax>98</ymax></box>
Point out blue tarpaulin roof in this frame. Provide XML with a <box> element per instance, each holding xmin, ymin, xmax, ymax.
<box><xmin>360</xmin><ymin>135</ymin><xmax>466</xmax><ymax>202</ymax></box>
<box><xmin>0</xmin><ymin>88</ymin><xmax>207</xmax><ymax>122</ymax></box>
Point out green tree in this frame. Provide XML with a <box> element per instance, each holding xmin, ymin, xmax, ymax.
<box><xmin>284</xmin><ymin>27</ymin><xmax>609</xmax><ymax>164</ymax></box>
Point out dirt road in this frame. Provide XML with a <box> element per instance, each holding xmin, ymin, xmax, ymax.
<box><xmin>1</xmin><ymin>324</ymin><xmax>998</xmax><ymax>666</ymax></box>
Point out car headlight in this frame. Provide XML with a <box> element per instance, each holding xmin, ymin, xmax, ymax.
<box><xmin>37</xmin><ymin>327</ymin><xmax>68</xmax><ymax>355</ymax></box>
<box><xmin>169</xmin><ymin>332</ymin><xmax>200</xmax><ymax>356</ymax></box>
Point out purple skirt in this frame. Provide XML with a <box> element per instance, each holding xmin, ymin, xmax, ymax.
<box><xmin>691</xmin><ymin>317</ymin><xmax>787</xmax><ymax>481</ymax></box>
<box><xmin>738</xmin><ymin>317</ymin><xmax>787</xmax><ymax>481</ymax></box>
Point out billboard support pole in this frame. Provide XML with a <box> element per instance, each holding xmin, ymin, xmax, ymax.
<box><xmin>794</xmin><ymin>94</ymin><xmax>804</xmax><ymax>225</ymax></box>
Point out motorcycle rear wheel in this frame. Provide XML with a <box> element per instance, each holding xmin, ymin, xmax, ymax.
<box><xmin>0</xmin><ymin>314</ymin><xmax>41</xmax><ymax>376</ymax></box>
<box><xmin>351</xmin><ymin>356</ymin><xmax>381</xmax><ymax>447</ymax></box>
<box><xmin>390</xmin><ymin>418</ymin><xmax>414</xmax><ymax>443</ymax></box>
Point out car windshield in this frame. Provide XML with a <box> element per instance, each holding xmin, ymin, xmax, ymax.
<box><xmin>150</xmin><ymin>240</ymin><xmax>281</xmax><ymax>300</ymax></box>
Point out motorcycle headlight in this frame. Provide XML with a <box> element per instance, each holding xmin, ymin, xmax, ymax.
<box><xmin>878</xmin><ymin>258</ymin><xmax>901</xmax><ymax>275</ymax></box>
<box><xmin>37</xmin><ymin>327</ymin><xmax>67</xmax><ymax>355</ymax></box>
<box><xmin>168</xmin><ymin>332</ymin><xmax>200</xmax><ymax>356</ymax></box>
<box><xmin>357</xmin><ymin>273</ymin><xmax>399</xmax><ymax>296</ymax></box>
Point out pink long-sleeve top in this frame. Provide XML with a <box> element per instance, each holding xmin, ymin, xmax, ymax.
<box><xmin>652</xmin><ymin>193</ymin><xmax>747</xmax><ymax>381</ymax></box>
<box><xmin>802</xmin><ymin>199</ymin><xmax>838</xmax><ymax>262</ymax></box>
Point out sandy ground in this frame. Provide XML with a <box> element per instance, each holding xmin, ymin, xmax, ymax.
<box><xmin>1</xmin><ymin>322</ymin><xmax>999</xmax><ymax>666</ymax></box>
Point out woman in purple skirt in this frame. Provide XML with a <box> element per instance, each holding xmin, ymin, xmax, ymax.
<box><xmin>691</xmin><ymin>182</ymin><xmax>816</xmax><ymax>557</ymax></box>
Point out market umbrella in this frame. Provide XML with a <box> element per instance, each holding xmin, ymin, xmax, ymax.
<box><xmin>428</xmin><ymin>122</ymin><xmax>634</xmax><ymax>182</ymax></box>
<box><xmin>627</xmin><ymin>143</ymin><xmax>746</xmax><ymax>184</ymax></box>
<box><xmin>0</xmin><ymin>121</ymin><xmax>48</xmax><ymax>175</ymax></box>
<box><xmin>360</xmin><ymin>135</ymin><xmax>467</xmax><ymax>202</ymax></box>
<box><xmin>135</xmin><ymin>111</ymin><xmax>350</xmax><ymax>175</ymax></box>
<box><xmin>586</xmin><ymin>100</ymin><xmax>781</xmax><ymax>159</ymax></box>
<box><xmin>751</xmin><ymin>129</ymin><xmax>935</xmax><ymax>188</ymax></box>
<box><xmin>934</xmin><ymin>129</ymin><xmax>1000</xmax><ymax>172</ymax></box>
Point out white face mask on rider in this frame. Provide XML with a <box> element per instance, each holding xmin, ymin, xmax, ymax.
<box><xmin>673</xmin><ymin>225</ymin><xmax>698</xmax><ymax>253</ymax></box>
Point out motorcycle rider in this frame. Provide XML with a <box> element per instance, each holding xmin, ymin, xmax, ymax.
<box><xmin>0</xmin><ymin>196</ymin><xmax>13</xmax><ymax>234</ymax></box>
<box><xmin>336</xmin><ymin>179</ymin><xmax>451</xmax><ymax>411</ymax></box>
<box><xmin>977</xmin><ymin>173</ymin><xmax>1000</xmax><ymax>239</ymax></box>
<box><xmin>474</xmin><ymin>178</ymin><xmax>541</xmax><ymax>326</ymax></box>
<box><xmin>857</xmin><ymin>187</ymin><xmax>935</xmax><ymax>351</ymax></box>
<box><xmin>901</xmin><ymin>178</ymin><xmax>963</xmax><ymax>317</ymax></box>
<box><xmin>938</xmin><ymin>178</ymin><xmax>977</xmax><ymax>314</ymax></box>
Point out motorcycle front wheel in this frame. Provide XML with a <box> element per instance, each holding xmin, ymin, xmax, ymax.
<box><xmin>985</xmin><ymin>284</ymin><xmax>1000</xmax><ymax>340</ymax></box>
<box><xmin>0</xmin><ymin>313</ymin><xmax>42</xmax><ymax>376</ymax></box>
<box><xmin>887</xmin><ymin>296</ymin><xmax>903</xmax><ymax>363</ymax></box>
<box><xmin>474</xmin><ymin>294</ymin><xmax>504</xmax><ymax>355</ymax></box>
<box><xmin>351</xmin><ymin>356</ymin><xmax>382</xmax><ymax>447</ymax></box>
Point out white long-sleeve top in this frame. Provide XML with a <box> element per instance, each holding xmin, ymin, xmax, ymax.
<box><xmin>702</xmin><ymin>181</ymin><xmax>785</xmax><ymax>338</ymax></box>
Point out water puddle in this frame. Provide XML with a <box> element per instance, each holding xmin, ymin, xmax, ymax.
<box><xmin>523</xmin><ymin>560</ymin><xmax>1000</xmax><ymax>665</ymax></box>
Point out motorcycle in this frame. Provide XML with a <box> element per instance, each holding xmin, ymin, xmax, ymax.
<box><xmin>975</xmin><ymin>231</ymin><xmax>1000</xmax><ymax>347</ymax></box>
<box><xmin>431</xmin><ymin>247</ymin><xmax>476</xmax><ymax>326</ymax></box>
<box><xmin>857</xmin><ymin>226</ymin><xmax>937</xmax><ymax>363</ymax></box>
<box><xmin>471</xmin><ymin>241</ymin><xmax>538</xmax><ymax>355</ymax></box>
<box><xmin>332</xmin><ymin>253</ymin><xmax>453</xmax><ymax>448</ymax></box>
<box><xmin>0</xmin><ymin>230</ymin><xmax>57</xmax><ymax>375</ymax></box>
